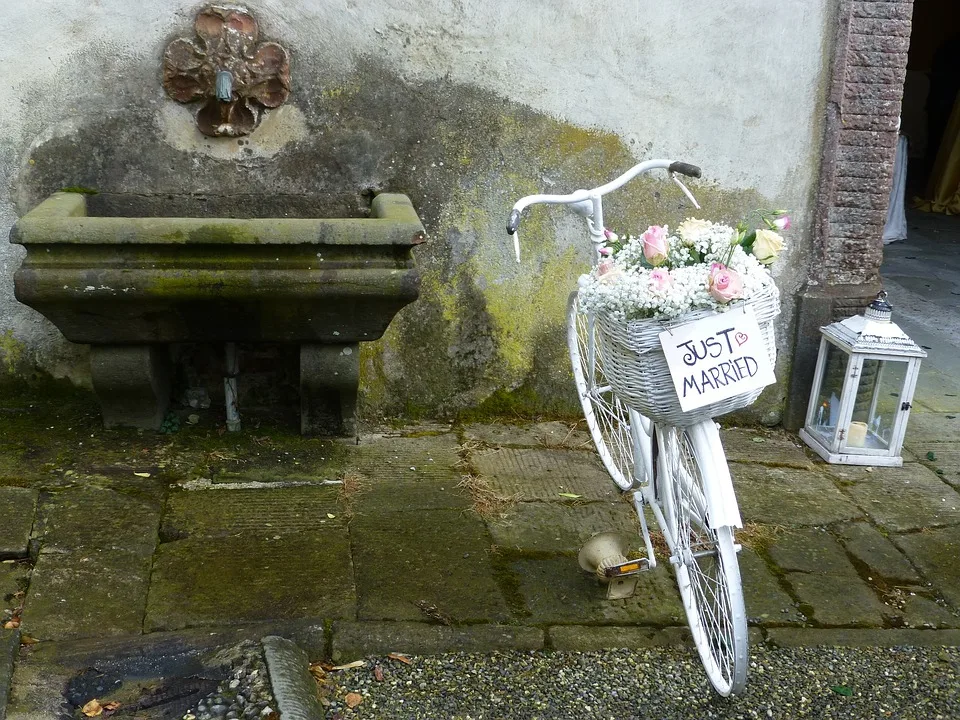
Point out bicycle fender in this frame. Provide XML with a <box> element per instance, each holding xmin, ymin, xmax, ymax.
<box><xmin>686</xmin><ymin>421</ymin><xmax>743</xmax><ymax>530</ymax></box>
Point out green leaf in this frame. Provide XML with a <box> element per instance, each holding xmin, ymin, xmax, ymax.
<box><xmin>558</xmin><ymin>492</ymin><xmax>582</xmax><ymax>499</ymax></box>
<box><xmin>831</xmin><ymin>685</ymin><xmax>853</xmax><ymax>696</ymax></box>
<box><xmin>752</xmin><ymin>437</ymin><xmax>766</xmax><ymax>443</ymax></box>
<box><xmin>927</xmin><ymin>451</ymin><xmax>938</xmax><ymax>461</ymax></box>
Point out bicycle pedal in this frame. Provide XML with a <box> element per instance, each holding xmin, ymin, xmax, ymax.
<box><xmin>601</xmin><ymin>557</ymin><xmax>650</xmax><ymax>578</ymax></box>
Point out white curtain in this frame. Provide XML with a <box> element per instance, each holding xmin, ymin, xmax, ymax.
<box><xmin>883</xmin><ymin>134</ymin><xmax>908</xmax><ymax>244</ymax></box>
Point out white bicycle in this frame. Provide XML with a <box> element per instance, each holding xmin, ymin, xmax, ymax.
<box><xmin>508</xmin><ymin>159</ymin><xmax>750</xmax><ymax>696</ymax></box>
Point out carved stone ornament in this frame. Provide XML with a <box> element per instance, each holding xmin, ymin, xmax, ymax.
<box><xmin>162</xmin><ymin>5</ymin><xmax>291</xmax><ymax>137</ymax></box>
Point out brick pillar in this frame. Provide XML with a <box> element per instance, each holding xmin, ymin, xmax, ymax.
<box><xmin>784</xmin><ymin>0</ymin><xmax>913</xmax><ymax>429</ymax></box>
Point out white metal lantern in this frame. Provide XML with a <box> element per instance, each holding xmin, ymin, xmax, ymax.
<box><xmin>799</xmin><ymin>291</ymin><xmax>926</xmax><ymax>466</ymax></box>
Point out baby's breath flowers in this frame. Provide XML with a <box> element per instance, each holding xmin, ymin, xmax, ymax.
<box><xmin>578</xmin><ymin>212</ymin><xmax>788</xmax><ymax>322</ymax></box>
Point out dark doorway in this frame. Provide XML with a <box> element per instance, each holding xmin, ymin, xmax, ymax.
<box><xmin>901</xmin><ymin>0</ymin><xmax>960</xmax><ymax>196</ymax></box>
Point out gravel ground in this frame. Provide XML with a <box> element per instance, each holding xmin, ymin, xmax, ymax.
<box><xmin>317</xmin><ymin>645</ymin><xmax>959</xmax><ymax>720</ymax></box>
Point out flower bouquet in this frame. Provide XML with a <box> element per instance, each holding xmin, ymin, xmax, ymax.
<box><xmin>578</xmin><ymin>212</ymin><xmax>789</xmax><ymax>424</ymax></box>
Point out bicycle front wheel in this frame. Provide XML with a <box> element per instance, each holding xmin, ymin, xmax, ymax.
<box><xmin>658</xmin><ymin>424</ymin><xmax>747</xmax><ymax>696</ymax></box>
<box><xmin>567</xmin><ymin>293</ymin><xmax>652</xmax><ymax>490</ymax></box>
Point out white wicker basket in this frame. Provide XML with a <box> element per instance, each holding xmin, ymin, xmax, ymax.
<box><xmin>594</xmin><ymin>281</ymin><xmax>781</xmax><ymax>426</ymax></box>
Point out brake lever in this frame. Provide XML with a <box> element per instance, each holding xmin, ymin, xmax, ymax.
<box><xmin>671</xmin><ymin>173</ymin><xmax>701</xmax><ymax>210</ymax></box>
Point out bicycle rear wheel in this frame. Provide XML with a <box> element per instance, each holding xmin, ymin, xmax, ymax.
<box><xmin>657</xmin><ymin>424</ymin><xmax>747</xmax><ymax>696</ymax></box>
<box><xmin>567</xmin><ymin>292</ymin><xmax>651</xmax><ymax>490</ymax></box>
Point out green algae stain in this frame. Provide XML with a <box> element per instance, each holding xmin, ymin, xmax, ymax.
<box><xmin>0</xmin><ymin>330</ymin><xmax>26</xmax><ymax>376</ymax></box>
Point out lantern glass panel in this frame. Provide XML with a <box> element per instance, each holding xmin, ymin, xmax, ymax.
<box><xmin>845</xmin><ymin>358</ymin><xmax>908</xmax><ymax>451</ymax></box>
<box><xmin>810</xmin><ymin>341</ymin><xmax>849</xmax><ymax>443</ymax></box>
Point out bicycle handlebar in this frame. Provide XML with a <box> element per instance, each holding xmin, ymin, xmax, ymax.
<box><xmin>668</xmin><ymin>161</ymin><xmax>702</xmax><ymax>178</ymax></box>
<box><xmin>505</xmin><ymin>158</ymin><xmax>701</xmax><ymax>236</ymax></box>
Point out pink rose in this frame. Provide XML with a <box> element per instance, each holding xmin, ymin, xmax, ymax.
<box><xmin>598</xmin><ymin>246</ymin><xmax>613</xmax><ymax>257</ymax></box>
<box><xmin>649</xmin><ymin>268</ymin><xmax>673</xmax><ymax>292</ymax></box>
<box><xmin>707</xmin><ymin>265</ymin><xmax>743</xmax><ymax>303</ymax></box>
<box><xmin>773</xmin><ymin>215</ymin><xmax>791</xmax><ymax>231</ymax></box>
<box><xmin>603</xmin><ymin>228</ymin><xmax>619</xmax><ymax>242</ymax></box>
<box><xmin>640</xmin><ymin>225</ymin><xmax>669</xmax><ymax>267</ymax></box>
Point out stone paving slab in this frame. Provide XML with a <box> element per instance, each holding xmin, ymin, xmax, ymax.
<box><xmin>511</xmin><ymin>558</ymin><xmax>684</xmax><ymax>626</ymax></box>
<box><xmin>720</xmin><ymin>428</ymin><xmax>815</xmax><ymax>470</ymax></box>
<box><xmin>783</xmin><ymin>572</ymin><xmax>888</xmax><ymax>627</ymax></box>
<box><xmin>893</xmin><ymin>526</ymin><xmax>960</xmax><ymax>611</ymax></box>
<box><xmin>33</xmin><ymin>486</ymin><xmax>160</xmax><ymax>555</ymax></box>
<box><xmin>904</xmin><ymin>412</ymin><xmax>960</xmax><ymax>445</ymax></box>
<box><xmin>462</xmin><ymin>422</ymin><xmax>592</xmax><ymax>450</ymax></box>
<box><xmin>738</xmin><ymin>548</ymin><xmax>805</xmax><ymax>625</ymax></box>
<box><xmin>473</xmin><ymin>448</ymin><xmax>618</xmax><ymax>502</ymax></box>
<box><xmin>350</xmin><ymin>509</ymin><xmax>510</xmax><ymax>624</ymax></box>
<box><xmin>347</xmin><ymin>434</ymin><xmax>461</xmax><ymax>481</ymax></box>
<box><xmin>348</xmin><ymin>472</ymin><xmax>472</xmax><ymax>515</ymax></box>
<box><xmin>841</xmin><ymin>465</ymin><xmax>960</xmax><ymax>532</ymax></box>
<box><xmin>730</xmin><ymin>464</ymin><xmax>864</xmax><ymax>526</ymax></box>
<box><xmin>0</xmin><ymin>488</ymin><xmax>36</xmax><ymax>560</ymax></box>
<box><xmin>145</xmin><ymin>531</ymin><xmax>355</xmax><ymax>632</ymax></box>
<box><xmin>918</xmin><ymin>449</ymin><xmax>960</xmax><ymax>491</ymax></box>
<box><xmin>822</xmin><ymin>462</ymin><xmax>933</xmax><ymax>485</ymax></box>
<box><xmin>900</xmin><ymin>595</ymin><xmax>960</xmax><ymax>629</ymax></box>
<box><xmin>486</xmin><ymin>500</ymin><xmax>637</xmax><ymax>554</ymax></box>
<box><xmin>835</xmin><ymin>522</ymin><xmax>920</xmax><ymax>583</ymax></box>
<box><xmin>330</xmin><ymin>621</ymin><xmax>544</xmax><ymax>662</ymax></box>
<box><xmin>767</xmin><ymin>528</ymin><xmax>858</xmax><ymax>576</ymax></box>
<box><xmin>161</xmin><ymin>485</ymin><xmax>345</xmax><ymax>540</ymax></box>
<box><xmin>20</xmin><ymin>548</ymin><xmax>151</xmax><ymax>642</ymax></box>
<box><xmin>911</xmin><ymin>370</ymin><xmax>960</xmax><ymax>413</ymax></box>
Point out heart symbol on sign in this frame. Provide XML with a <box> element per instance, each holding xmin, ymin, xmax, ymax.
<box><xmin>735</xmin><ymin>332</ymin><xmax>749</xmax><ymax>346</ymax></box>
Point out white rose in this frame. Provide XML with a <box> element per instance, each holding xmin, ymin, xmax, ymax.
<box><xmin>752</xmin><ymin>229</ymin><xmax>784</xmax><ymax>265</ymax></box>
<box><xmin>676</xmin><ymin>218</ymin><xmax>713</xmax><ymax>244</ymax></box>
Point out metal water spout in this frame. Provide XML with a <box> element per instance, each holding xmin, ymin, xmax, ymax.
<box><xmin>215</xmin><ymin>70</ymin><xmax>233</xmax><ymax>102</ymax></box>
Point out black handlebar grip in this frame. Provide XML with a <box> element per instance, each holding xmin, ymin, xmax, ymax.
<box><xmin>506</xmin><ymin>209</ymin><xmax>521</xmax><ymax>235</ymax></box>
<box><xmin>668</xmin><ymin>162</ymin><xmax>702</xmax><ymax>178</ymax></box>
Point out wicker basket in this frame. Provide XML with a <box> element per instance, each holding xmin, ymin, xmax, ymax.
<box><xmin>594</xmin><ymin>281</ymin><xmax>781</xmax><ymax>426</ymax></box>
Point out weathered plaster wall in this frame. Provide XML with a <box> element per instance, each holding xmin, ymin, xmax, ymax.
<box><xmin>0</xmin><ymin>0</ymin><xmax>834</xmax><ymax>423</ymax></box>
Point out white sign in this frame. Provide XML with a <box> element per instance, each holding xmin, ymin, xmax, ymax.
<box><xmin>658</xmin><ymin>306</ymin><xmax>775</xmax><ymax>412</ymax></box>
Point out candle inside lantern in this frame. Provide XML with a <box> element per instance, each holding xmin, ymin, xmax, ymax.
<box><xmin>847</xmin><ymin>421</ymin><xmax>868</xmax><ymax>448</ymax></box>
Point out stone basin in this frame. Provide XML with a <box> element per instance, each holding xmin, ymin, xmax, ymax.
<box><xmin>9</xmin><ymin>191</ymin><xmax>425</xmax><ymax>435</ymax></box>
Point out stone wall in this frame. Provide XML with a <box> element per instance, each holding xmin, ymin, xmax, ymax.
<box><xmin>0</xmin><ymin>1</ymin><xmax>835</xmax><ymax>423</ymax></box>
<box><xmin>785</xmin><ymin>0</ymin><xmax>912</xmax><ymax>428</ymax></box>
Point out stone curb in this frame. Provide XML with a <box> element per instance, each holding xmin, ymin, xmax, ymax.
<box><xmin>330</xmin><ymin>622</ymin><xmax>544</xmax><ymax>662</ymax></box>
<box><xmin>764</xmin><ymin>628</ymin><xmax>960</xmax><ymax>647</ymax></box>
<box><xmin>548</xmin><ymin>625</ymin><xmax>765</xmax><ymax>652</ymax></box>
<box><xmin>0</xmin><ymin>628</ymin><xmax>19</xmax><ymax>720</ymax></box>
<box><xmin>262</xmin><ymin>636</ymin><xmax>324</xmax><ymax>720</ymax></box>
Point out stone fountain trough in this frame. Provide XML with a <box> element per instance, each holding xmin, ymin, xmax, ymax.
<box><xmin>10</xmin><ymin>191</ymin><xmax>424</xmax><ymax>435</ymax></box>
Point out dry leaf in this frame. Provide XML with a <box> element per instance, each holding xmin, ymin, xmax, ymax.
<box><xmin>102</xmin><ymin>701</ymin><xmax>121</xmax><ymax>711</ymax></box>
<box><xmin>332</xmin><ymin>660</ymin><xmax>365</xmax><ymax>671</ymax></box>
<box><xmin>20</xmin><ymin>633</ymin><xmax>39</xmax><ymax>645</ymax></box>
<box><xmin>388</xmin><ymin>652</ymin><xmax>413</xmax><ymax>665</ymax></box>
<box><xmin>345</xmin><ymin>692</ymin><xmax>363</xmax><ymax>709</ymax></box>
<box><xmin>82</xmin><ymin>699</ymin><xmax>103</xmax><ymax>717</ymax></box>
<box><xmin>133</xmin><ymin>472</ymin><xmax>151</xmax><ymax>478</ymax></box>
<box><xmin>309</xmin><ymin>663</ymin><xmax>327</xmax><ymax>681</ymax></box>
<box><xmin>373</xmin><ymin>664</ymin><xmax>384</xmax><ymax>682</ymax></box>
<box><xmin>3</xmin><ymin>619</ymin><xmax>20</xmax><ymax>629</ymax></box>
